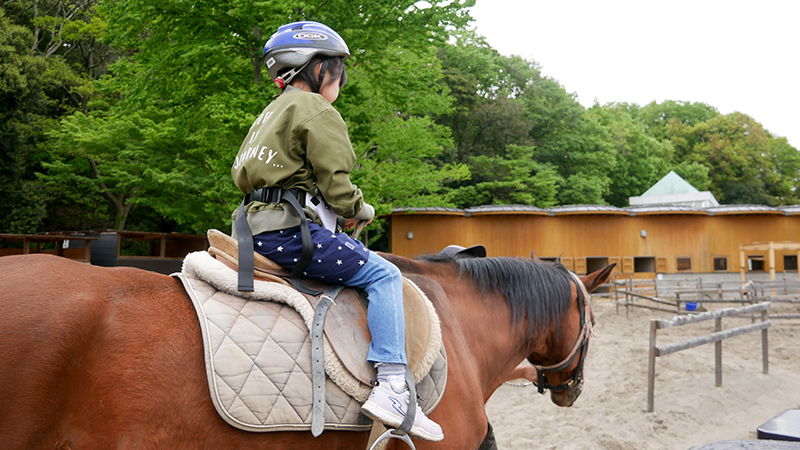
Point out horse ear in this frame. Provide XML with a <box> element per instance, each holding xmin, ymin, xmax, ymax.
<box><xmin>580</xmin><ymin>263</ymin><xmax>617</xmax><ymax>293</ymax></box>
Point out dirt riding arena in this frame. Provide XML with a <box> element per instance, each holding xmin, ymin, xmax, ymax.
<box><xmin>486</xmin><ymin>299</ymin><xmax>800</xmax><ymax>449</ymax></box>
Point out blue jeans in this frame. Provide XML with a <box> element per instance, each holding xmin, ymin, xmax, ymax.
<box><xmin>347</xmin><ymin>251</ymin><xmax>407</xmax><ymax>365</ymax></box>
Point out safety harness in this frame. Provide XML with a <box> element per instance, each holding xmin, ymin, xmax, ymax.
<box><xmin>234</xmin><ymin>187</ymin><xmax>321</xmax><ymax>296</ymax></box>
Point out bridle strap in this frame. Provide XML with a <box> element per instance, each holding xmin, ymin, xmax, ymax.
<box><xmin>531</xmin><ymin>271</ymin><xmax>594</xmax><ymax>393</ymax></box>
<box><xmin>532</xmin><ymin>321</ymin><xmax>589</xmax><ymax>372</ymax></box>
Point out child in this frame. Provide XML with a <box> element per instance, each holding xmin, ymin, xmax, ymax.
<box><xmin>230</xmin><ymin>21</ymin><xmax>443</xmax><ymax>442</ymax></box>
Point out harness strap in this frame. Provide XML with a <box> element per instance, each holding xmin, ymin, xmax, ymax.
<box><xmin>310</xmin><ymin>285</ymin><xmax>344</xmax><ymax>437</ymax></box>
<box><xmin>234</xmin><ymin>198</ymin><xmax>255</xmax><ymax>292</ymax></box>
<box><xmin>234</xmin><ymin>187</ymin><xmax>322</xmax><ymax>296</ymax></box>
<box><xmin>275</xmin><ymin>189</ymin><xmax>323</xmax><ymax>296</ymax></box>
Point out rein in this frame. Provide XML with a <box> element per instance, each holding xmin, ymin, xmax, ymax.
<box><xmin>530</xmin><ymin>271</ymin><xmax>594</xmax><ymax>394</ymax></box>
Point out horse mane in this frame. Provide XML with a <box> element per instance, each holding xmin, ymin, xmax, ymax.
<box><xmin>419</xmin><ymin>254</ymin><xmax>573</xmax><ymax>337</ymax></box>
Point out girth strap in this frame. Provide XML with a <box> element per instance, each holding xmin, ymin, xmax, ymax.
<box><xmin>311</xmin><ymin>285</ymin><xmax>344</xmax><ymax>437</ymax></box>
<box><xmin>234</xmin><ymin>187</ymin><xmax>322</xmax><ymax>296</ymax></box>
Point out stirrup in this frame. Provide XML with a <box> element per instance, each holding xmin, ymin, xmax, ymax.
<box><xmin>369</xmin><ymin>428</ymin><xmax>415</xmax><ymax>450</ymax></box>
<box><xmin>367</xmin><ymin>366</ymin><xmax>420</xmax><ymax>449</ymax></box>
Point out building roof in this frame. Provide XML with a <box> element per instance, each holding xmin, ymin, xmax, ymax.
<box><xmin>391</xmin><ymin>204</ymin><xmax>800</xmax><ymax>217</ymax></box>
<box><xmin>629</xmin><ymin>171</ymin><xmax>720</xmax><ymax>208</ymax></box>
<box><xmin>641</xmin><ymin>171</ymin><xmax>699</xmax><ymax>196</ymax></box>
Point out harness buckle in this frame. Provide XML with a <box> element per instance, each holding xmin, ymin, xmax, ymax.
<box><xmin>247</xmin><ymin>187</ymin><xmax>284</xmax><ymax>204</ymax></box>
<box><xmin>267</xmin><ymin>187</ymin><xmax>282</xmax><ymax>203</ymax></box>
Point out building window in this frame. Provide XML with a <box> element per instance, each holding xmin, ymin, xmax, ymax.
<box><xmin>677</xmin><ymin>257</ymin><xmax>692</xmax><ymax>271</ymax></box>
<box><xmin>586</xmin><ymin>257</ymin><xmax>610</xmax><ymax>273</ymax></box>
<box><xmin>713</xmin><ymin>257</ymin><xmax>728</xmax><ymax>272</ymax></box>
<box><xmin>748</xmin><ymin>256</ymin><xmax>765</xmax><ymax>271</ymax></box>
<box><xmin>634</xmin><ymin>256</ymin><xmax>655</xmax><ymax>273</ymax></box>
<box><xmin>785</xmin><ymin>255</ymin><xmax>798</xmax><ymax>271</ymax></box>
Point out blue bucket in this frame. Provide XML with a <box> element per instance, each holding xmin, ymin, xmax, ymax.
<box><xmin>685</xmin><ymin>302</ymin><xmax>698</xmax><ymax>311</ymax></box>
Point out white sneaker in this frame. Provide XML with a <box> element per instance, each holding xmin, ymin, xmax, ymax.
<box><xmin>361</xmin><ymin>375</ymin><xmax>444</xmax><ymax>441</ymax></box>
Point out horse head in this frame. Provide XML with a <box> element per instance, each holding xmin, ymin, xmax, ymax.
<box><xmin>526</xmin><ymin>263</ymin><xmax>616</xmax><ymax>407</ymax></box>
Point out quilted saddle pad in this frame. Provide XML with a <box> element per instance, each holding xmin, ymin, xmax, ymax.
<box><xmin>174</xmin><ymin>251</ymin><xmax>447</xmax><ymax>433</ymax></box>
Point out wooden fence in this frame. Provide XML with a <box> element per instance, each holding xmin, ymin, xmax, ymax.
<box><xmin>614</xmin><ymin>276</ymin><xmax>703</xmax><ymax>317</ymax></box>
<box><xmin>613</xmin><ymin>276</ymin><xmax>797</xmax><ymax>318</ymax></box>
<box><xmin>616</xmin><ymin>289</ymin><xmax>679</xmax><ymax>317</ymax></box>
<box><xmin>674</xmin><ymin>287</ymin><xmax>753</xmax><ymax>311</ymax></box>
<box><xmin>646</xmin><ymin>302</ymin><xmax>771</xmax><ymax>413</ymax></box>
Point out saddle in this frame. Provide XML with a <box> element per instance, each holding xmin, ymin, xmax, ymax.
<box><xmin>205</xmin><ymin>229</ymin><xmax>440</xmax><ymax>386</ymax></box>
<box><xmin>175</xmin><ymin>230</ymin><xmax>446</xmax><ymax>435</ymax></box>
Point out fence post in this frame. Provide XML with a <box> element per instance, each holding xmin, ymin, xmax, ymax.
<box><xmin>647</xmin><ymin>320</ymin><xmax>658</xmax><ymax>413</ymax></box>
<box><xmin>715</xmin><ymin>317</ymin><xmax>723</xmax><ymax>387</ymax></box>
<box><xmin>761</xmin><ymin>309</ymin><xmax>769</xmax><ymax>374</ymax></box>
<box><xmin>625</xmin><ymin>289</ymin><xmax>630</xmax><ymax>319</ymax></box>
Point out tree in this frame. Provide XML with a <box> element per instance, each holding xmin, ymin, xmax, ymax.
<box><xmin>673</xmin><ymin>162</ymin><xmax>711</xmax><ymax>192</ymax></box>
<box><xmin>768</xmin><ymin>137</ymin><xmax>800</xmax><ymax>204</ymax></box>
<box><xmin>636</xmin><ymin>100</ymin><xmax>718</xmax><ymax>160</ymax></box>
<box><xmin>1</xmin><ymin>0</ymin><xmax>118</xmax><ymax>232</ymax></box>
<box><xmin>589</xmin><ymin>104</ymin><xmax>674</xmax><ymax>206</ymax></box>
<box><xmin>436</xmin><ymin>37</ymin><xmax>615</xmax><ymax>206</ymax></box>
<box><xmin>33</xmin><ymin>0</ymin><xmax>474</xmax><ymax>235</ymax></box>
<box><xmin>521</xmin><ymin>82</ymin><xmax>616</xmax><ymax>205</ymax></box>
<box><xmin>685</xmin><ymin>112</ymin><xmax>782</xmax><ymax>204</ymax></box>
<box><xmin>0</xmin><ymin>8</ymin><xmax>54</xmax><ymax>232</ymax></box>
<box><xmin>448</xmin><ymin>145</ymin><xmax>562</xmax><ymax>208</ymax></box>
<box><xmin>632</xmin><ymin>101</ymin><xmax>798</xmax><ymax>205</ymax></box>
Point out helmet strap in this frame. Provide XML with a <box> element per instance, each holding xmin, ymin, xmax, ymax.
<box><xmin>274</xmin><ymin>60</ymin><xmax>312</xmax><ymax>90</ymax></box>
<box><xmin>313</xmin><ymin>59</ymin><xmax>331</xmax><ymax>94</ymax></box>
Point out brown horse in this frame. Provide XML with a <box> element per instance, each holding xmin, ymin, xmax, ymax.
<box><xmin>0</xmin><ymin>252</ymin><xmax>614</xmax><ymax>449</ymax></box>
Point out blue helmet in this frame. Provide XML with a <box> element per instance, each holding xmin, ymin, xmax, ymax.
<box><xmin>263</xmin><ymin>21</ymin><xmax>350</xmax><ymax>89</ymax></box>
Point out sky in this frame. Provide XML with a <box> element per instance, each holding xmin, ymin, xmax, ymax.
<box><xmin>469</xmin><ymin>0</ymin><xmax>800</xmax><ymax>148</ymax></box>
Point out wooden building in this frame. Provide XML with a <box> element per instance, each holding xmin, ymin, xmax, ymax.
<box><xmin>0</xmin><ymin>230</ymin><xmax>207</xmax><ymax>274</ymax></box>
<box><xmin>386</xmin><ymin>204</ymin><xmax>800</xmax><ymax>278</ymax></box>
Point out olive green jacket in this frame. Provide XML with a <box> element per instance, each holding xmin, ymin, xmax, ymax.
<box><xmin>231</xmin><ymin>86</ymin><xmax>372</xmax><ymax>234</ymax></box>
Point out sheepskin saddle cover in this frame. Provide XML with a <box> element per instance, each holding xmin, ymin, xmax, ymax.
<box><xmin>174</xmin><ymin>248</ymin><xmax>447</xmax><ymax>433</ymax></box>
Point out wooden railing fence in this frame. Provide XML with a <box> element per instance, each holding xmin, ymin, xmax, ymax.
<box><xmin>646</xmin><ymin>302</ymin><xmax>771</xmax><ymax>412</ymax></box>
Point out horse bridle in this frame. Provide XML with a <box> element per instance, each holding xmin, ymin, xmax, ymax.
<box><xmin>530</xmin><ymin>271</ymin><xmax>594</xmax><ymax>395</ymax></box>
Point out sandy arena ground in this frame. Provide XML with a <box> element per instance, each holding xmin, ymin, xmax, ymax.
<box><xmin>485</xmin><ymin>299</ymin><xmax>800</xmax><ymax>449</ymax></box>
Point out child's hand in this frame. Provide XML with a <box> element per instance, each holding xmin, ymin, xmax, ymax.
<box><xmin>345</xmin><ymin>218</ymin><xmax>372</xmax><ymax>229</ymax></box>
<box><xmin>346</xmin><ymin>219</ymin><xmax>371</xmax><ymax>239</ymax></box>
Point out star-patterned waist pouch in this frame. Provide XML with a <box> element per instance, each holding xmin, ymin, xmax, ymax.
<box><xmin>254</xmin><ymin>223</ymin><xmax>370</xmax><ymax>283</ymax></box>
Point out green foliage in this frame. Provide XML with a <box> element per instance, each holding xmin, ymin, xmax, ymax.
<box><xmin>588</xmin><ymin>104</ymin><xmax>673</xmax><ymax>206</ymax></box>
<box><xmin>636</xmin><ymin>104</ymin><xmax>797</xmax><ymax>205</ymax></box>
<box><xmin>53</xmin><ymin>0</ymin><xmax>474</xmax><ymax>234</ymax></box>
<box><xmin>768</xmin><ymin>137</ymin><xmax>800</xmax><ymax>205</ymax></box>
<box><xmin>673</xmin><ymin>162</ymin><xmax>711</xmax><ymax>192</ymax></box>
<box><xmin>685</xmin><ymin>112</ymin><xmax>780</xmax><ymax>204</ymax></box>
<box><xmin>436</xmin><ymin>36</ymin><xmax>617</xmax><ymax>207</ymax></box>
<box><xmin>449</xmin><ymin>145</ymin><xmax>562</xmax><ymax>207</ymax></box>
<box><xmin>2</xmin><ymin>0</ymin><xmax>799</xmax><ymax>240</ymax></box>
<box><xmin>0</xmin><ymin>8</ymin><xmax>55</xmax><ymax>232</ymax></box>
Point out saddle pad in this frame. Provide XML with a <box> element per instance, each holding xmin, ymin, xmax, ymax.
<box><xmin>174</xmin><ymin>252</ymin><xmax>447</xmax><ymax>432</ymax></box>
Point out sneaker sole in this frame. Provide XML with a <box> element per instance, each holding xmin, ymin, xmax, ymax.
<box><xmin>361</xmin><ymin>400</ymin><xmax>444</xmax><ymax>442</ymax></box>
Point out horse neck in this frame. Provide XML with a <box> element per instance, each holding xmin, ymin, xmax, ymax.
<box><xmin>435</xmin><ymin>275</ymin><xmax>537</xmax><ymax>401</ymax></box>
<box><xmin>386</xmin><ymin>254</ymin><xmax>544</xmax><ymax>399</ymax></box>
